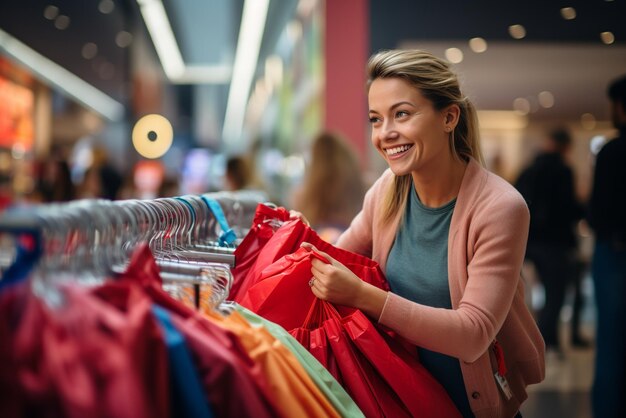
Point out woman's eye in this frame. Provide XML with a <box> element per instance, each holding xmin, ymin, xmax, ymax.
<box><xmin>368</xmin><ymin>116</ymin><xmax>381</xmax><ymax>124</ymax></box>
<box><xmin>395</xmin><ymin>110</ymin><xmax>410</xmax><ymax>118</ymax></box>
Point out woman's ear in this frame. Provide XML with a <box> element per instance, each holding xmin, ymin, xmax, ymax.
<box><xmin>443</xmin><ymin>104</ymin><xmax>461</xmax><ymax>132</ymax></box>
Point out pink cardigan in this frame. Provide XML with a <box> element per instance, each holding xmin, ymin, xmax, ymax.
<box><xmin>336</xmin><ymin>158</ymin><xmax>545</xmax><ymax>418</ymax></box>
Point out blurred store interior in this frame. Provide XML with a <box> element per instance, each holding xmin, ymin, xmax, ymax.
<box><xmin>1</xmin><ymin>1</ymin><xmax>625</xmax><ymax>416</ymax></box>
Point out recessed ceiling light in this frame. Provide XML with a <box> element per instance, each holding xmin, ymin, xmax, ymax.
<box><xmin>98</xmin><ymin>62</ymin><xmax>116</xmax><ymax>80</ymax></box>
<box><xmin>445</xmin><ymin>47</ymin><xmax>463</xmax><ymax>63</ymax></box>
<box><xmin>54</xmin><ymin>15</ymin><xmax>70</xmax><ymax>30</ymax></box>
<box><xmin>600</xmin><ymin>31</ymin><xmax>615</xmax><ymax>44</ymax></box>
<box><xmin>581</xmin><ymin>113</ymin><xmax>596</xmax><ymax>130</ymax></box>
<box><xmin>469</xmin><ymin>37</ymin><xmax>487</xmax><ymax>53</ymax></box>
<box><xmin>43</xmin><ymin>5</ymin><xmax>59</xmax><ymax>20</ymax></box>
<box><xmin>513</xmin><ymin>97</ymin><xmax>530</xmax><ymax>114</ymax></box>
<box><xmin>82</xmin><ymin>42</ymin><xmax>98</xmax><ymax>59</ymax></box>
<box><xmin>560</xmin><ymin>7</ymin><xmax>576</xmax><ymax>20</ymax></box>
<box><xmin>509</xmin><ymin>24</ymin><xmax>526</xmax><ymax>40</ymax></box>
<box><xmin>98</xmin><ymin>0</ymin><xmax>115</xmax><ymax>14</ymax></box>
<box><xmin>115</xmin><ymin>31</ymin><xmax>133</xmax><ymax>48</ymax></box>
<box><xmin>538</xmin><ymin>91</ymin><xmax>554</xmax><ymax>108</ymax></box>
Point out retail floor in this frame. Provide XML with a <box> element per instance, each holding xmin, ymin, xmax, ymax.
<box><xmin>520</xmin><ymin>273</ymin><xmax>595</xmax><ymax>418</ymax></box>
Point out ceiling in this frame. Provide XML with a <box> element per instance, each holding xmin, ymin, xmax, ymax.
<box><xmin>370</xmin><ymin>0</ymin><xmax>626</xmax><ymax>123</ymax></box>
<box><xmin>0</xmin><ymin>0</ymin><xmax>625</xmax><ymax>130</ymax></box>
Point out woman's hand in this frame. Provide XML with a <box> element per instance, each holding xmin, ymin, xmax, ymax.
<box><xmin>288</xmin><ymin>210</ymin><xmax>310</xmax><ymax>226</ymax></box>
<box><xmin>301</xmin><ymin>242</ymin><xmax>388</xmax><ymax>318</ymax></box>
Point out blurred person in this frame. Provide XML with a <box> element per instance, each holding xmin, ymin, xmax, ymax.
<box><xmin>514</xmin><ymin>128</ymin><xmax>587</xmax><ymax>355</ymax></box>
<box><xmin>75</xmin><ymin>147</ymin><xmax>122</xmax><ymax>200</ymax></box>
<box><xmin>588</xmin><ymin>73</ymin><xmax>626</xmax><ymax>418</ymax></box>
<box><xmin>158</xmin><ymin>176</ymin><xmax>180</xmax><ymax>198</ymax></box>
<box><xmin>292</xmin><ymin>131</ymin><xmax>366</xmax><ymax>243</ymax></box>
<box><xmin>36</xmin><ymin>158</ymin><xmax>75</xmax><ymax>202</ymax></box>
<box><xmin>92</xmin><ymin>147</ymin><xmax>122</xmax><ymax>200</ymax></box>
<box><xmin>223</xmin><ymin>154</ymin><xmax>269</xmax><ymax>205</ymax></box>
<box><xmin>76</xmin><ymin>166</ymin><xmax>104</xmax><ymax>199</ymax></box>
<box><xmin>301</xmin><ymin>49</ymin><xmax>544</xmax><ymax>418</ymax></box>
<box><xmin>224</xmin><ymin>155</ymin><xmax>254</xmax><ymax>191</ymax></box>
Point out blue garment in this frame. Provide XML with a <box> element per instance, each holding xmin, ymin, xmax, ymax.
<box><xmin>0</xmin><ymin>229</ymin><xmax>42</xmax><ymax>292</ymax></box>
<box><xmin>386</xmin><ymin>187</ymin><xmax>474</xmax><ymax>417</ymax></box>
<box><xmin>152</xmin><ymin>305</ymin><xmax>214</xmax><ymax>418</ymax></box>
<box><xmin>591</xmin><ymin>240</ymin><xmax>626</xmax><ymax>418</ymax></box>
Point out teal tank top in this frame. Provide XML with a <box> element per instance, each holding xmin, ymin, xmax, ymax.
<box><xmin>386</xmin><ymin>184</ymin><xmax>474</xmax><ymax>417</ymax></box>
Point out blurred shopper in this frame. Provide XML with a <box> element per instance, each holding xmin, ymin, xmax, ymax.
<box><xmin>36</xmin><ymin>158</ymin><xmax>75</xmax><ymax>202</ymax></box>
<box><xmin>302</xmin><ymin>49</ymin><xmax>544</xmax><ymax>417</ymax></box>
<box><xmin>588</xmin><ymin>74</ymin><xmax>626</xmax><ymax>418</ymax></box>
<box><xmin>292</xmin><ymin>131</ymin><xmax>365</xmax><ymax>243</ymax></box>
<box><xmin>76</xmin><ymin>147</ymin><xmax>122</xmax><ymax>200</ymax></box>
<box><xmin>224</xmin><ymin>155</ymin><xmax>254</xmax><ymax>191</ymax></box>
<box><xmin>515</xmin><ymin>128</ymin><xmax>587</xmax><ymax>355</ymax></box>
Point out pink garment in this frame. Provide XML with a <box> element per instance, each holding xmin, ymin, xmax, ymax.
<box><xmin>336</xmin><ymin>158</ymin><xmax>545</xmax><ymax>418</ymax></box>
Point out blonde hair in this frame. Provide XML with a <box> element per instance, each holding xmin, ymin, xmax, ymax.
<box><xmin>366</xmin><ymin>49</ymin><xmax>484</xmax><ymax>223</ymax></box>
<box><xmin>296</xmin><ymin>132</ymin><xmax>365</xmax><ymax>227</ymax></box>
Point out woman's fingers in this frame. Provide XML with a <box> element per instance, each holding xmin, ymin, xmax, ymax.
<box><xmin>289</xmin><ymin>210</ymin><xmax>310</xmax><ymax>226</ymax></box>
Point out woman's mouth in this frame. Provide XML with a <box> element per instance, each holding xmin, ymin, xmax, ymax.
<box><xmin>385</xmin><ymin>144</ymin><xmax>413</xmax><ymax>158</ymax></box>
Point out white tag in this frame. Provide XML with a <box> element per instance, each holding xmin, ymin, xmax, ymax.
<box><xmin>495</xmin><ymin>372</ymin><xmax>513</xmax><ymax>400</ymax></box>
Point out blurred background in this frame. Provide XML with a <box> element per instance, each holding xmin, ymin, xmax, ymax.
<box><xmin>1</xmin><ymin>1</ymin><xmax>625</xmax><ymax>416</ymax></box>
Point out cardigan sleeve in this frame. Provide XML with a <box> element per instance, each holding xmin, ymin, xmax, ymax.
<box><xmin>378</xmin><ymin>189</ymin><xmax>530</xmax><ymax>363</ymax></box>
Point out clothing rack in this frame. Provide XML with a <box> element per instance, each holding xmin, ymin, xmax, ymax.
<box><xmin>0</xmin><ymin>190</ymin><xmax>270</xmax><ymax>307</ymax></box>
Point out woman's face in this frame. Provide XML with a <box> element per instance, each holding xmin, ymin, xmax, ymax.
<box><xmin>368</xmin><ymin>77</ymin><xmax>452</xmax><ymax>177</ymax></box>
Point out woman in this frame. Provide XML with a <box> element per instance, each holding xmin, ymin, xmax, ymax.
<box><xmin>292</xmin><ymin>131</ymin><xmax>366</xmax><ymax>243</ymax></box>
<box><xmin>303</xmin><ymin>49</ymin><xmax>545</xmax><ymax>418</ymax></box>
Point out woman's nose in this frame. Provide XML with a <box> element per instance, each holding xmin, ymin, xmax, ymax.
<box><xmin>379</xmin><ymin>119</ymin><xmax>398</xmax><ymax>140</ymax></box>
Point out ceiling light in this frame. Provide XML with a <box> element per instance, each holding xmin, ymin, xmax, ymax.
<box><xmin>538</xmin><ymin>91</ymin><xmax>554</xmax><ymax>108</ymax></box>
<box><xmin>513</xmin><ymin>97</ymin><xmax>530</xmax><ymax>114</ymax></box>
<box><xmin>0</xmin><ymin>28</ymin><xmax>124</xmax><ymax>121</ymax></box>
<box><xmin>54</xmin><ymin>15</ymin><xmax>70</xmax><ymax>30</ymax></box>
<box><xmin>43</xmin><ymin>5</ymin><xmax>59</xmax><ymax>20</ymax></box>
<box><xmin>445</xmin><ymin>47</ymin><xmax>464</xmax><ymax>63</ymax></box>
<box><xmin>132</xmin><ymin>114</ymin><xmax>173</xmax><ymax>159</ymax></box>
<box><xmin>136</xmin><ymin>0</ymin><xmax>230</xmax><ymax>84</ymax></box>
<box><xmin>222</xmin><ymin>0</ymin><xmax>270</xmax><ymax>147</ymax></box>
<box><xmin>82</xmin><ymin>42</ymin><xmax>98</xmax><ymax>59</ymax></box>
<box><xmin>115</xmin><ymin>31</ymin><xmax>133</xmax><ymax>48</ymax></box>
<box><xmin>600</xmin><ymin>31</ymin><xmax>615</xmax><ymax>44</ymax></box>
<box><xmin>136</xmin><ymin>0</ymin><xmax>185</xmax><ymax>79</ymax></box>
<box><xmin>469</xmin><ymin>37</ymin><xmax>487</xmax><ymax>53</ymax></box>
<box><xmin>560</xmin><ymin>7</ymin><xmax>576</xmax><ymax>20</ymax></box>
<box><xmin>508</xmin><ymin>24</ymin><xmax>526</xmax><ymax>40</ymax></box>
<box><xmin>98</xmin><ymin>0</ymin><xmax>115</xmax><ymax>14</ymax></box>
<box><xmin>98</xmin><ymin>62</ymin><xmax>116</xmax><ymax>80</ymax></box>
<box><xmin>581</xmin><ymin>113</ymin><xmax>596</xmax><ymax>130</ymax></box>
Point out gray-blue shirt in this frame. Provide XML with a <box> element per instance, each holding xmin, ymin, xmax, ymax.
<box><xmin>386</xmin><ymin>184</ymin><xmax>474</xmax><ymax>417</ymax></box>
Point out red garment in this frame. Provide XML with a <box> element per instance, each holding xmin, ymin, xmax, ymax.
<box><xmin>233</xmin><ymin>214</ymin><xmax>389</xmax><ymax>307</ymax></box>
<box><xmin>233</xmin><ymin>204</ymin><xmax>389</xmax><ymax>301</ymax></box>
<box><xmin>291</xmin><ymin>299</ymin><xmax>462</xmax><ymax>418</ymax></box>
<box><xmin>120</xmin><ymin>244</ymin><xmax>281</xmax><ymax>418</ymax></box>
<box><xmin>0</xmin><ymin>280</ymin><xmax>169</xmax><ymax>418</ymax></box>
<box><xmin>230</xmin><ymin>204</ymin><xmax>290</xmax><ymax>299</ymax></box>
<box><xmin>238</xmin><ymin>246</ymin><xmax>387</xmax><ymax>331</ymax></box>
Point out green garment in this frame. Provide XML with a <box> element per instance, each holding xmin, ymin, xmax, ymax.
<box><xmin>235</xmin><ymin>304</ymin><xmax>364</xmax><ymax>418</ymax></box>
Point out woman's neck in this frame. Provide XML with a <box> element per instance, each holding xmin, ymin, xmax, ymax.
<box><xmin>411</xmin><ymin>157</ymin><xmax>468</xmax><ymax>208</ymax></box>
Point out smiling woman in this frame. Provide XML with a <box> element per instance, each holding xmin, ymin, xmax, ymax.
<box><xmin>303</xmin><ymin>49</ymin><xmax>545</xmax><ymax>418</ymax></box>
